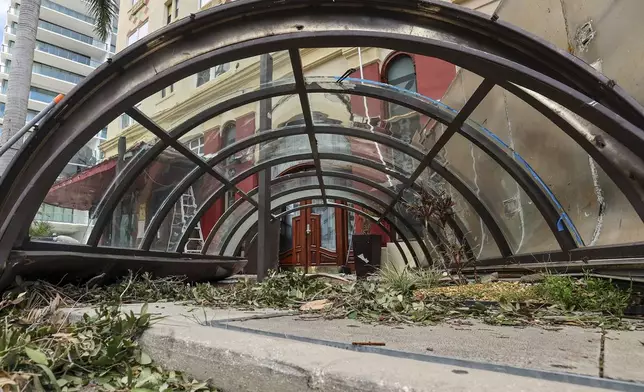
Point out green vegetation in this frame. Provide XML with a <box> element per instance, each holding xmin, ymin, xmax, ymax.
<box><xmin>0</xmin><ymin>290</ymin><xmax>217</xmax><ymax>391</ymax></box>
<box><xmin>537</xmin><ymin>275</ymin><xmax>632</xmax><ymax>315</ymax></box>
<box><xmin>29</xmin><ymin>221</ymin><xmax>53</xmax><ymax>237</ymax></box>
<box><xmin>38</xmin><ymin>269</ymin><xmax>637</xmax><ymax>329</ymax></box>
<box><xmin>378</xmin><ymin>266</ymin><xmax>441</xmax><ymax>296</ymax></box>
<box><xmin>0</xmin><ymin>269</ymin><xmax>637</xmax><ymax>390</ymax></box>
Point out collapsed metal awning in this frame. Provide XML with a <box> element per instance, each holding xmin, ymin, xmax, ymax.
<box><xmin>0</xmin><ymin>0</ymin><xmax>643</xmax><ymax>287</ymax></box>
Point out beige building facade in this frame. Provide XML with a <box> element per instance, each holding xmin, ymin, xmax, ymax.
<box><xmin>102</xmin><ymin>0</ymin><xmax>498</xmax><ymax>158</ymax></box>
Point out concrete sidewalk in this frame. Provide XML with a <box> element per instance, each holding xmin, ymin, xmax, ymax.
<box><xmin>69</xmin><ymin>303</ymin><xmax>644</xmax><ymax>391</ymax></box>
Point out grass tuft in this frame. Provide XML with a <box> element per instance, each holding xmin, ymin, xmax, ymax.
<box><xmin>537</xmin><ymin>274</ymin><xmax>631</xmax><ymax>315</ymax></box>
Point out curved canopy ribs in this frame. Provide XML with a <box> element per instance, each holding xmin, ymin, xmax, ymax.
<box><xmin>1</xmin><ymin>0</ymin><xmax>643</xmax><ymax>287</ymax></box>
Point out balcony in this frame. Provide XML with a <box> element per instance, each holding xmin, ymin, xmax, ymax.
<box><xmin>6</xmin><ymin>10</ymin><xmax>109</xmax><ymax>58</ymax></box>
<box><xmin>42</xmin><ymin>0</ymin><xmax>95</xmax><ymax>25</ymax></box>
<box><xmin>37</xmin><ymin>23</ymin><xmax>109</xmax><ymax>59</ymax></box>
<box><xmin>40</xmin><ymin>1</ymin><xmax>99</xmax><ymax>38</ymax></box>
<box><xmin>1</xmin><ymin>43</ymin><xmax>98</xmax><ymax>76</ymax></box>
<box><xmin>0</xmin><ymin>92</ymin><xmax>48</xmax><ymax>113</ymax></box>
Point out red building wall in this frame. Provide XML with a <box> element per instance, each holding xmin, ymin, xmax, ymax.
<box><xmin>347</xmin><ymin>53</ymin><xmax>456</xmax><ymax>245</ymax></box>
<box><xmin>200</xmin><ymin>112</ymin><xmax>257</xmax><ymax>239</ymax></box>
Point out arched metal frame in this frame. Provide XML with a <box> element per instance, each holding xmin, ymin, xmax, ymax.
<box><xmin>213</xmin><ymin>184</ymin><xmax>432</xmax><ymax>266</ymax></box>
<box><xmin>181</xmin><ymin>163</ymin><xmax>472</xmax><ymax>264</ymax></box>
<box><xmin>89</xmin><ymin>75</ymin><xmax>644</xmax><ymax>259</ymax></box>
<box><xmin>200</xmin><ymin>174</ymin><xmax>434</xmax><ymax>266</ymax></box>
<box><xmin>0</xmin><ymin>0</ymin><xmax>643</xmax><ymax>284</ymax></box>
<box><xmin>136</xmin><ymin>119</ymin><xmax>567</xmax><ymax>256</ymax></box>
<box><xmin>222</xmin><ymin>196</ymin><xmax>415</xmax><ymax>268</ymax></box>
<box><xmin>251</xmin><ymin>169</ymin><xmax>475</xmax><ymax>258</ymax></box>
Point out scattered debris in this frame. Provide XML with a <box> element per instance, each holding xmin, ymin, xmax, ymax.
<box><xmin>306</xmin><ymin>273</ymin><xmax>352</xmax><ymax>284</ymax></box>
<box><xmin>300</xmin><ymin>299</ymin><xmax>332</xmax><ymax>311</ymax></box>
<box><xmin>520</xmin><ymin>273</ymin><xmax>545</xmax><ymax>283</ymax></box>
<box><xmin>0</xmin><ymin>297</ymin><xmax>217</xmax><ymax>391</ymax></box>
<box><xmin>550</xmin><ymin>364</ymin><xmax>576</xmax><ymax>370</ymax></box>
<box><xmin>480</xmin><ymin>272</ymin><xmax>499</xmax><ymax>284</ymax></box>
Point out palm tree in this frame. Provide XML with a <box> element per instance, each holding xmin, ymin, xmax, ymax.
<box><xmin>0</xmin><ymin>0</ymin><xmax>116</xmax><ymax>174</ymax></box>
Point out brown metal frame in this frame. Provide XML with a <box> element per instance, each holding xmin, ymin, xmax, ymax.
<box><xmin>0</xmin><ymin>0</ymin><xmax>642</xmax><ymax>287</ymax></box>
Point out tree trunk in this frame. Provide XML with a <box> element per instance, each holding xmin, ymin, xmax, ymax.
<box><xmin>0</xmin><ymin>0</ymin><xmax>41</xmax><ymax>176</ymax></box>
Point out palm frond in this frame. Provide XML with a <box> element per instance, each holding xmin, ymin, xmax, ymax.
<box><xmin>86</xmin><ymin>0</ymin><xmax>118</xmax><ymax>42</ymax></box>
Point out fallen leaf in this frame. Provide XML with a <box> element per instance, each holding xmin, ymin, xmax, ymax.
<box><xmin>24</xmin><ymin>348</ymin><xmax>48</xmax><ymax>366</ymax></box>
<box><xmin>300</xmin><ymin>299</ymin><xmax>331</xmax><ymax>311</ymax></box>
<box><xmin>139</xmin><ymin>352</ymin><xmax>152</xmax><ymax>365</ymax></box>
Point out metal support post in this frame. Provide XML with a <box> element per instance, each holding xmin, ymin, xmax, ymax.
<box><xmin>257</xmin><ymin>53</ymin><xmax>274</xmax><ymax>282</ymax></box>
<box><xmin>111</xmin><ymin>136</ymin><xmax>126</xmax><ymax>247</ymax></box>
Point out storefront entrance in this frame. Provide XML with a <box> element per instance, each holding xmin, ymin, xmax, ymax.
<box><xmin>276</xmin><ymin>165</ymin><xmax>351</xmax><ymax>272</ymax></box>
<box><xmin>279</xmin><ymin>200</ymin><xmax>347</xmax><ymax>271</ymax></box>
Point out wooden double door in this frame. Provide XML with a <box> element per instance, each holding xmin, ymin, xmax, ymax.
<box><xmin>279</xmin><ymin>200</ymin><xmax>349</xmax><ymax>271</ymax></box>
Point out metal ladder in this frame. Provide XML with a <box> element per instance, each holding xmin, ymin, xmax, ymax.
<box><xmin>167</xmin><ymin>186</ymin><xmax>204</xmax><ymax>253</ymax></box>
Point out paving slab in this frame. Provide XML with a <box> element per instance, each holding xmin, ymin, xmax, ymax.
<box><xmin>141</xmin><ymin>312</ymin><xmax>622</xmax><ymax>392</ymax></box>
<box><xmin>604</xmin><ymin>330</ymin><xmax>644</xmax><ymax>383</ymax></box>
<box><xmin>223</xmin><ymin>315</ymin><xmax>602</xmax><ymax>376</ymax></box>
<box><xmin>62</xmin><ymin>303</ymin><xmax>644</xmax><ymax>391</ymax></box>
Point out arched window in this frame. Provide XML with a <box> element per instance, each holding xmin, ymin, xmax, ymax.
<box><xmin>222</xmin><ymin>121</ymin><xmax>236</xmax><ymax>148</ymax></box>
<box><xmin>384</xmin><ymin>54</ymin><xmax>419</xmax><ymax>179</ymax></box>
<box><xmin>385</xmin><ymin>54</ymin><xmax>417</xmax><ymax>118</ymax></box>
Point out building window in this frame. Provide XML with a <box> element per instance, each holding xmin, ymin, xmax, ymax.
<box><xmin>222</xmin><ymin>121</ymin><xmax>236</xmax><ymax>148</ymax></box>
<box><xmin>195</xmin><ymin>63</ymin><xmax>230</xmax><ymax>87</ymax></box>
<box><xmin>38</xmin><ymin>20</ymin><xmax>98</xmax><ymax>48</ymax></box>
<box><xmin>29</xmin><ymin>86</ymin><xmax>59</xmax><ymax>103</ymax></box>
<box><xmin>196</xmin><ymin>69</ymin><xmax>210</xmax><ymax>87</ymax></box>
<box><xmin>188</xmin><ymin>135</ymin><xmax>204</xmax><ymax>156</ymax></box>
<box><xmin>385</xmin><ymin>55</ymin><xmax>417</xmax><ymax>93</ymax></box>
<box><xmin>385</xmin><ymin>54</ymin><xmax>419</xmax><ymax>180</ymax></box>
<box><xmin>175</xmin><ymin>0</ymin><xmax>179</xmax><ymax>18</ymax></box>
<box><xmin>26</xmin><ymin>110</ymin><xmax>39</xmax><ymax>122</ymax></box>
<box><xmin>214</xmin><ymin>63</ymin><xmax>230</xmax><ymax>78</ymax></box>
<box><xmin>33</xmin><ymin>61</ymin><xmax>84</xmax><ymax>84</ymax></box>
<box><xmin>127</xmin><ymin>21</ymin><xmax>149</xmax><ymax>46</ymax></box>
<box><xmin>96</xmin><ymin>128</ymin><xmax>108</xmax><ymax>140</ymax></box>
<box><xmin>161</xmin><ymin>88</ymin><xmax>166</xmax><ymax>98</ymax></box>
<box><xmin>225</xmin><ymin>190</ymin><xmax>236</xmax><ymax>209</ymax></box>
<box><xmin>35</xmin><ymin>40</ymin><xmax>91</xmax><ymax>66</ymax></box>
<box><xmin>41</xmin><ymin>0</ymin><xmax>95</xmax><ymax>25</ymax></box>
<box><xmin>121</xmin><ymin>114</ymin><xmax>132</xmax><ymax>129</ymax></box>
<box><xmin>166</xmin><ymin>2</ymin><xmax>172</xmax><ymax>24</ymax></box>
<box><xmin>36</xmin><ymin>203</ymin><xmax>74</xmax><ymax>224</ymax></box>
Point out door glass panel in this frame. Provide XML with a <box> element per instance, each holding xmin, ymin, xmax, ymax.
<box><xmin>311</xmin><ymin>199</ymin><xmax>336</xmax><ymax>251</ymax></box>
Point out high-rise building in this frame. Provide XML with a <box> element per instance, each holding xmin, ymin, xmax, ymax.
<box><xmin>0</xmin><ymin>0</ymin><xmax>119</xmax><ymax>239</ymax></box>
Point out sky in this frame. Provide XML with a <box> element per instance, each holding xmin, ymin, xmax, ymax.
<box><xmin>0</xmin><ymin>0</ymin><xmax>9</xmax><ymax>43</ymax></box>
